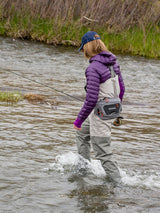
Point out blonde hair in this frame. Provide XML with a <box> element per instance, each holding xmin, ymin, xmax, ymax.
<box><xmin>83</xmin><ymin>35</ymin><xmax>108</xmax><ymax>59</ymax></box>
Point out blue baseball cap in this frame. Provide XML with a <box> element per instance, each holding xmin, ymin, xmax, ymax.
<box><xmin>78</xmin><ymin>31</ymin><xmax>101</xmax><ymax>51</ymax></box>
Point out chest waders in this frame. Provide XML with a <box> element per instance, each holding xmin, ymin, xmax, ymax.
<box><xmin>76</xmin><ymin>67</ymin><xmax>121</xmax><ymax>184</ymax></box>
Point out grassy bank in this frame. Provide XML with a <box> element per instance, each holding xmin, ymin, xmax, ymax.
<box><xmin>0</xmin><ymin>91</ymin><xmax>23</xmax><ymax>103</ymax></box>
<box><xmin>0</xmin><ymin>0</ymin><xmax>160</xmax><ymax>58</ymax></box>
<box><xmin>0</xmin><ymin>91</ymin><xmax>47</xmax><ymax>103</ymax></box>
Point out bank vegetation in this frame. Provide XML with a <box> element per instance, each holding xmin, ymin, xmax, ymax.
<box><xmin>0</xmin><ymin>0</ymin><xmax>160</xmax><ymax>58</ymax></box>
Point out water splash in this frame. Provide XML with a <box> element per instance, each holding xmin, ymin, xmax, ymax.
<box><xmin>44</xmin><ymin>151</ymin><xmax>105</xmax><ymax>177</ymax></box>
<box><xmin>45</xmin><ymin>152</ymin><xmax>160</xmax><ymax>190</ymax></box>
<box><xmin>120</xmin><ymin>169</ymin><xmax>160</xmax><ymax>189</ymax></box>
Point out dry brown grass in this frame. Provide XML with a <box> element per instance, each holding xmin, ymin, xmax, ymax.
<box><xmin>0</xmin><ymin>0</ymin><xmax>160</xmax><ymax>31</ymax></box>
<box><xmin>24</xmin><ymin>93</ymin><xmax>46</xmax><ymax>102</ymax></box>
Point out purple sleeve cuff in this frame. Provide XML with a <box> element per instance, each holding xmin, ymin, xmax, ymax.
<box><xmin>74</xmin><ymin>118</ymin><xmax>83</xmax><ymax>128</ymax></box>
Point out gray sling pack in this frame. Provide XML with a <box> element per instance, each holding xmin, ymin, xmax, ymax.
<box><xmin>94</xmin><ymin>66</ymin><xmax>122</xmax><ymax>120</ymax></box>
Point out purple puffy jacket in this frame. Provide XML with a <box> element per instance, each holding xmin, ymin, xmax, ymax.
<box><xmin>74</xmin><ymin>51</ymin><xmax>125</xmax><ymax>128</ymax></box>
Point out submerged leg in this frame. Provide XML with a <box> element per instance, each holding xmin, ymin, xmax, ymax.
<box><xmin>91</xmin><ymin>136</ymin><xmax>121</xmax><ymax>184</ymax></box>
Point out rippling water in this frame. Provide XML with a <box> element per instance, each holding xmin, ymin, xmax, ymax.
<box><xmin>0</xmin><ymin>37</ymin><xmax>160</xmax><ymax>213</ymax></box>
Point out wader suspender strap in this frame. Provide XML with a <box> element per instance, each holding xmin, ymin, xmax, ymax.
<box><xmin>109</xmin><ymin>66</ymin><xmax>116</xmax><ymax>78</ymax></box>
<box><xmin>109</xmin><ymin>66</ymin><xmax>117</xmax><ymax>95</ymax></box>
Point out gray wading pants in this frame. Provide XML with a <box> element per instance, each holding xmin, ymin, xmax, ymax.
<box><xmin>76</xmin><ymin>114</ymin><xmax>121</xmax><ymax>183</ymax></box>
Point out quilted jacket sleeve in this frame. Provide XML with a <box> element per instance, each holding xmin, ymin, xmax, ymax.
<box><xmin>75</xmin><ymin>67</ymin><xmax>100</xmax><ymax>125</ymax></box>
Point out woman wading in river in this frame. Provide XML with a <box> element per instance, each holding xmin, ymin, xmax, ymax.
<box><xmin>73</xmin><ymin>31</ymin><xmax>125</xmax><ymax>184</ymax></box>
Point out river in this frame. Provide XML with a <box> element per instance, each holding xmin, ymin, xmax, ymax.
<box><xmin>0</xmin><ymin>37</ymin><xmax>160</xmax><ymax>213</ymax></box>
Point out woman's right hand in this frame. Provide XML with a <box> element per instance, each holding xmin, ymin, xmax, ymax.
<box><xmin>73</xmin><ymin>124</ymin><xmax>81</xmax><ymax>130</ymax></box>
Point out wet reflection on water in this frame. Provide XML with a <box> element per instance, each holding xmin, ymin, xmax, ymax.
<box><xmin>0</xmin><ymin>37</ymin><xmax>160</xmax><ymax>212</ymax></box>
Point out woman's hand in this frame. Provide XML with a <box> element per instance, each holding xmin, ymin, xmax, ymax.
<box><xmin>73</xmin><ymin>124</ymin><xmax>81</xmax><ymax>130</ymax></box>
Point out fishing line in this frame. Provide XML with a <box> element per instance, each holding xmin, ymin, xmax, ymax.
<box><xmin>2</xmin><ymin>68</ymin><xmax>83</xmax><ymax>102</ymax></box>
<box><xmin>1</xmin><ymin>68</ymin><xmax>125</xmax><ymax>125</ymax></box>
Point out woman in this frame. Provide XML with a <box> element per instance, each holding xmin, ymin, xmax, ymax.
<box><xmin>73</xmin><ymin>31</ymin><xmax>125</xmax><ymax>184</ymax></box>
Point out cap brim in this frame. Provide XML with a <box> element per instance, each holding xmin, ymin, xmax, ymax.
<box><xmin>78</xmin><ymin>43</ymin><xmax>83</xmax><ymax>52</ymax></box>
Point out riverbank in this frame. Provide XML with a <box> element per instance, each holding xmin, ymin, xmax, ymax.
<box><xmin>0</xmin><ymin>0</ymin><xmax>160</xmax><ymax>59</ymax></box>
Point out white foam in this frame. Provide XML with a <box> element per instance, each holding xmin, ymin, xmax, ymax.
<box><xmin>120</xmin><ymin>169</ymin><xmax>160</xmax><ymax>189</ymax></box>
<box><xmin>46</xmin><ymin>151</ymin><xmax>106</xmax><ymax>177</ymax></box>
<box><xmin>45</xmin><ymin>152</ymin><xmax>160</xmax><ymax>189</ymax></box>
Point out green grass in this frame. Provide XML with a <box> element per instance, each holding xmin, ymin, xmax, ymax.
<box><xmin>101</xmin><ymin>27</ymin><xmax>160</xmax><ymax>58</ymax></box>
<box><xmin>0</xmin><ymin>91</ymin><xmax>23</xmax><ymax>103</ymax></box>
<box><xmin>0</xmin><ymin>12</ymin><xmax>159</xmax><ymax>59</ymax></box>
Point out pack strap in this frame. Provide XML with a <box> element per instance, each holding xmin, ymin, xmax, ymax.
<box><xmin>108</xmin><ymin>66</ymin><xmax>119</xmax><ymax>97</ymax></box>
<box><xmin>109</xmin><ymin>66</ymin><xmax>116</xmax><ymax>78</ymax></box>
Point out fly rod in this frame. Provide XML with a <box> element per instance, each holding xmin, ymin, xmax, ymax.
<box><xmin>2</xmin><ymin>68</ymin><xmax>84</xmax><ymax>102</ymax></box>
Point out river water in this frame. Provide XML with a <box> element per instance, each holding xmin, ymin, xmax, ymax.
<box><xmin>0</xmin><ymin>37</ymin><xmax>160</xmax><ymax>213</ymax></box>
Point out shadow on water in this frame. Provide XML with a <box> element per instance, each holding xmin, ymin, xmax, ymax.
<box><xmin>67</xmin><ymin>178</ymin><xmax>160</xmax><ymax>212</ymax></box>
<box><xmin>68</xmin><ymin>179</ymin><xmax>115</xmax><ymax>212</ymax></box>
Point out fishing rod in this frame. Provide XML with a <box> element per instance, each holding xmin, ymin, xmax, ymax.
<box><xmin>2</xmin><ymin>68</ymin><xmax>84</xmax><ymax>102</ymax></box>
<box><xmin>2</xmin><ymin>68</ymin><xmax>124</xmax><ymax>126</ymax></box>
